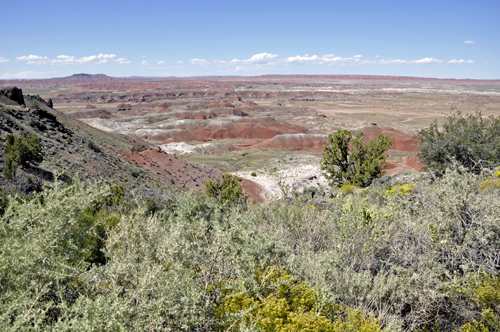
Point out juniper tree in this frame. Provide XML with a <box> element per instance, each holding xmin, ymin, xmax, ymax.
<box><xmin>320</xmin><ymin>129</ymin><xmax>392</xmax><ymax>187</ymax></box>
<box><xmin>3</xmin><ymin>133</ymin><xmax>43</xmax><ymax>181</ymax></box>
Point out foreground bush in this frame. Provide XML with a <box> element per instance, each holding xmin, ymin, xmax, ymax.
<box><xmin>416</xmin><ymin>110</ymin><xmax>500</xmax><ymax>173</ymax></box>
<box><xmin>1</xmin><ymin>168</ymin><xmax>500</xmax><ymax>331</ymax></box>
<box><xmin>215</xmin><ymin>266</ymin><xmax>382</xmax><ymax>331</ymax></box>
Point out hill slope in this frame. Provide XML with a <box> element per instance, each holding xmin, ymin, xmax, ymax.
<box><xmin>0</xmin><ymin>87</ymin><xmax>263</xmax><ymax>201</ymax></box>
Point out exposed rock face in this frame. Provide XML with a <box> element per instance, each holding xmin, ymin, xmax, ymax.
<box><xmin>0</xmin><ymin>86</ymin><xmax>25</xmax><ymax>105</ymax></box>
<box><xmin>25</xmin><ymin>94</ymin><xmax>53</xmax><ymax>109</ymax></box>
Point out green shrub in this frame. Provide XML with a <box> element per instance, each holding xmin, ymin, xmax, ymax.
<box><xmin>251</xmin><ymin>172</ymin><xmax>257</xmax><ymax>177</ymax></box>
<box><xmin>416</xmin><ymin>109</ymin><xmax>500</xmax><ymax>173</ymax></box>
<box><xmin>321</xmin><ymin>129</ymin><xmax>392</xmax><ymax>187</ymax></box>
<box><xmin>0</xmin><ymin>190</ymin><xmax>9</xmax><ymax>217</ymax></box>
<box><xmin>204</xmin><ymin>173</ymin><xmax>246</xmax><ymax>205</ymax></box>
<box><xmin>3</xmin><ymin>132</ymin><xmax>43</xmax><ymax>181</ymax></box>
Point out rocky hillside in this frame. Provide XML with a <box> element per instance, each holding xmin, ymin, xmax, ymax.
<box><xmin>0</xmin><ymin>87</ymin><xmax>263</xmax><ymax>200</ymax></box>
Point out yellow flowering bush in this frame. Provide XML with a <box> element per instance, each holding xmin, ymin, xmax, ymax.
<box><xmin>339</xmin><ymin>184</ymin><xmax>358</xmax><ymax>196</ymax></box>
<box><xmin>454</xmin><ymin>272</ymin><xmax>500</xmax><ymax>331</ymax></box>
<box><xmin>386</xmin><ymin>181</ymin><xmax>415</xmax><ymax>196</ymax></box>
<box><xmin>479</xmin><ymin>168</ymin><xmax>500</xmax><ymax>190</ymax></box>
<box><xmin>215</xmin><ymin>266</ymin><xmax>383</xmax><ymax>332</ymax></box>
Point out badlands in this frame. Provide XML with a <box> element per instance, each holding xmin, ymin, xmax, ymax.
<box><xmin>3</xmin><ymin>74</ymin><xmax>500</xmax><ymax>199</ymax></box>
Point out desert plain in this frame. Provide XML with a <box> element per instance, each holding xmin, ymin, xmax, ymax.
<box><xmin>3</xmin><ymin>74</ymin><xmax>500</xmax><ymax>199</ymax></box>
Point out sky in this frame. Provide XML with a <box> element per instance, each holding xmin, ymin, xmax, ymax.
<box><xmin>1</xmin><ymin>0</ymin><xmax>499</xmax><ymax>79</ymax></box>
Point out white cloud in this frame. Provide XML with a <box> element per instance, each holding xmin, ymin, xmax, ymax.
<box><xmin>1</xmin><ymin>71</ymin><xmax>51</xmax><ymax>79</ymax></box>
<box><xmin>236</xmin><ymin>52</ymin><xmax>278</xmax><ymax>64</ymax></box>
<box><xmin>116</xmin><ymin>58</ymin><xmax>131</xmax><ymax>64</ymax></box>
<box><xmin>463</xmin><ymin>40</ymin><xmax>475</xmax><ymax>44</ymax></box>
<box><xmin>141</xmin><ymin>61</ymin><xmax>149</xmax><ymax>65</ymax></box>
<box><xmin>283</xmin><ymin>54</ymin><xmax>368</xmax><ymax>66</ymax></box>
<box><xmin>16</xmin><ymin>53</ymin><xmax>118</xmax><ymax>65</ymax></box>
<box><xmin>285</xmin><ymin>54</ymin><xmax>323</xmax><ymax>64</ymax></box>
<box><xmin>56</xmin><ymin>55</ymin><xmax>73</xmax><ymax>59</ymax></box>
<box><xmin>189</xmin><ymin>58</ymin><xmax>209</xmax><ymax>66</ymax></box>
<box><xmin>158</xmin><ymin>61</ymin><xmax>166</xmax><ymax>65</ymax></box>
<box><xmin>177</xmin><ymin>61</ymin><xmax>183</xmax><ymax>64</ymax></box>
<box><xmin>183</xmin><ymin>53</ymin><xmax>476</xmax><ymax>70</ymax></box>
<box><xmin>411</xmin><ymin>57</ymin><xmax>443</xmax><ymax>64</ymax></box>
<box><xmin>17</xmin><ymin>55</ymin><xmax>46</xmax><ymax>61</ymax></box>
<box><xmin>191</xmin><ymin>53</ymin><xmax>279</xmax><ymax>67</ymax></box>
<box><xmin>378</xmin><ymin>57</ymin><xmax>444</xmax><ymax>65</ymax></box>
<box><xmin>0</xmin><ymin>57</ymin><xmax>9</xmax><ymax>63</ymax></box>
<box><xmin>448</xmin><ymin>59</ymin><xmax>474</xmax><ymax>64</ymax></box>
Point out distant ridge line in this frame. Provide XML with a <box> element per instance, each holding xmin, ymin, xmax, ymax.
<box><xmin>0</xmin><ymin>73</ymin><xmax>499</xmax><ymax>84</ymax></box>
<box><xmin>258</xmin><ymin>74</ymin><xmax>500</xmax><ymax>83</ymax></box>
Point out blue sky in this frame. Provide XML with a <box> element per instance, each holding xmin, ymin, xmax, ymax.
<box><xmin>1</xmin><ymin>0</ymin><xmax>498</xmax><ymax>79</ymax></box>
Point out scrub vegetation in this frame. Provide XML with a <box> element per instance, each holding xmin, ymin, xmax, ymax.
<box><xmin>417</xmin><ymin>109</ymin><xmax>500</xmax><ymax>173</ymax></box>
<box><xmin>1</xmin><ymin>165</ymin><xmax>500</xmax><ymax>331</ymax></box>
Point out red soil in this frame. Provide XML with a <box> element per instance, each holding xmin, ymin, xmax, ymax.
<box><xmin>250</xmin><ymin>126</ymin><xmax>419</xmax><ymax>153</ymax></box>
<box><xmin>385</xmin><ymin>162</ymin><xmax>398</xmax><ymax>170</ymax></box>
<box><xmin>152</xmin><ymin>118</ymin><xmax>305</xmax><ymax>143</ymax></box>
<box><xmin>360</xmin><ymin>126</ymin><xmax>420</xmax><ymax>152</ymax></box>
<box><xmin>250</xmin><ymin>134</ymin><xmax>327</xmax><ymax>151</ymax></box>
<box><xmin>118</xmin><ymin>148</ymin><xmax>264</xmax><ymax>202</ymax></box>
<box><xmin>404</xmin><ymin>156</ymin><xmax>422</xmax><ymax>171</ymax></box>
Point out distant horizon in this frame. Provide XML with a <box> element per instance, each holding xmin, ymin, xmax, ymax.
<box><xmin>1</xmin><ymin>72</ymin><xmax>499</xmax><ymax>82</ymax></box>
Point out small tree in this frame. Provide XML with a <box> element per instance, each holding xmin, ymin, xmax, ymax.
<box><xmin>321</xmin><ymin>129</ymin><xmax>392</xmax><ymax>187</ymax></box>
<box><xmin>3</xmin><ymin>133</ymin><xmax>43</xmax><ymax>181</ymax></box>
<box><xmin>204</xmin><ymin>173</ymin><xmax>245</xmax><ymax>205</ymax></box>
<box><xmin>417</xmin><ymin>109</ymin><xmax>500</xmax><ymax>173</ymax></box>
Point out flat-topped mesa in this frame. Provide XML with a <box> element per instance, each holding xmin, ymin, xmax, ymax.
<box><xmin>0</xmin><ymin>86</ymin><xmax>25</xmax><ymax>105</ymax></box>
<box><xmin>64</xmin><ymin>73</ymin><xmax>111</xmax><ymax>79</ymax></box>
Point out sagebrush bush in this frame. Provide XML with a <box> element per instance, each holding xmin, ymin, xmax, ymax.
<box><xmin>2</xmin><ymin>168</ymin><xmax>500</xmax><ymax>331</ymax></box>
<box><xmin>417</xmin><ymin>109</ymin><xmax>500</xmax><ymax>173</ymax></box>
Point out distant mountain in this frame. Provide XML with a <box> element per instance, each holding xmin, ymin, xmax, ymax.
<box><xmin>62</xmin><ymin>73</ymin><xmax>112</xmax><ymax>79</ymax></box>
